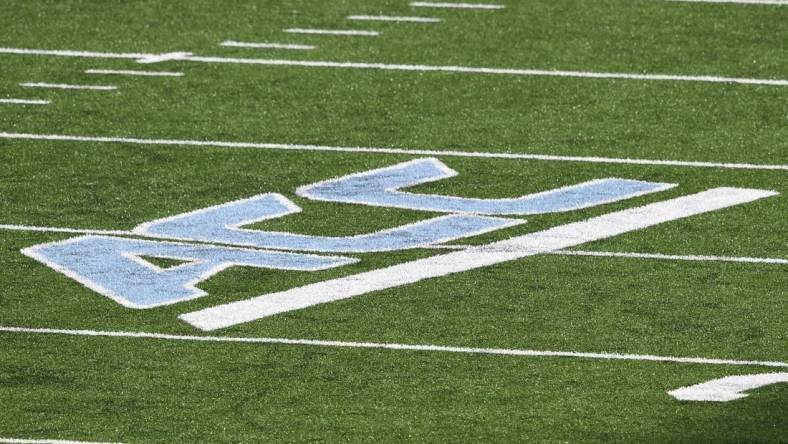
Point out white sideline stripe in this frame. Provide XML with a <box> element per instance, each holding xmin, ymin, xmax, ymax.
<box><xmin>2</xmin><ymin>223</ymin><xmax>786</xmax><ymax>266</ymax></box>
<box><xmin>1</xmin><ymin>132</ymin><xmax>786</xmax><ymax>171</ymax></box>
<box><xmin>554</xmin><ymin>250</ymin><xmax>788</xmax><ymax>265</ymax></box>
<box><xmin>0</xmin><ymin>99</ymin><xmax>50</xmax><ymax>105</ymax></box>
<box><xmin>347</xmin><ymin>15</ymin><xmax>442</xmax><ymax>23</ymax></box>
<box><xmin>284</xmin><ymin>28</ymin><xmax>380</xmax><ymax>36</ymax></box>
<box><xmin>2</xmin><ymin>47</ymin><xmax>787</xmax><ymax>86</ymax></box>
<box><xmin>0</xmin><ymin>438</ymin><xmax>123</xmax><ymax>444</ymax></box>
<box><xmin>668</xmin><ymin>373</ymin><xmax>788</xmax><ymax>402</ymax></box>
<box><xmin>667</xmin><ymin>0</ymin><xmax>787</xmax><ymax>5</ymax></box>
<box><xmin>20</xmin><ymin>83</ymin><xmax>117</xmax><ymax>91</ymax></box>
<box><xmin>410</xmin><ymin>2</ymin><xmax>506</xmax><ymax>8</ymax></box>
<box><xmin>85</xmin><ymin>69</ymin><xmax>183</xmax><ymax>77</ymax></box>
<box><xmin>220</xmin><ymin>41</ymin><xmax>315</xmax><ymax>50</ymax></box>
<box><xmin>182</xmin><ymin>188</ymin><xmax>776</xmax><ymax>330</ymax></box>
<box><xmin>0</xmin><ymin>326</ymin><xmax>786</xmax><ymax>368</ymax></box>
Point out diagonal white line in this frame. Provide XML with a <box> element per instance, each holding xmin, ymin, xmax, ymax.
<box><xmin>284</xmin><ymin>28</ymin><xmax>380</xmax><ymax>36</ymax></box>
<box><xmin>1</xmin><ymin>326</ymin><xmax>785</xmax><ymax>368</ymax></box>
<box><xmin>220</xmin><ymin>41</ymin><xmax>315</xmax><ymax>50</ymax></box>
<box><xmin>0</xmin><ymin>131</ymin><xmax>786</xmax><ymax>171</ymax></box>
<box><xmin>181</xmin><ymin>188</ymin><xmax>777</xmax><ymax>330</ymax></box>
<box><xmin>2</xmin><ymin>47</ymin><xmax>787</xmax><ymax>86</ymax></box>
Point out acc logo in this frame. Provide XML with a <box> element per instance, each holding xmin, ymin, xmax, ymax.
<box><xmin>21</xmin><ymin>158</ymin><xmax>776</xmax><ymax>329</ymax></box>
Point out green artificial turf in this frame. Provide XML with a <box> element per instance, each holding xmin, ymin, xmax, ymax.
<box><xmin>0</xmin><ymin>0</ymin><xmax>786</xmax><ymax>442</ymax></box>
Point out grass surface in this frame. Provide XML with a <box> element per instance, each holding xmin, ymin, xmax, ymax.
<box><xmin>0</xmin><ymin>0</ymin><xmax>786</xmax><ymax>442</ymax></box>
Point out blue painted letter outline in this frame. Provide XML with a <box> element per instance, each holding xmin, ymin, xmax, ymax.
<box><xmin>297</xmin><ymin>158</ymin><xmax>676</xmax><ymax>215</ymax></box>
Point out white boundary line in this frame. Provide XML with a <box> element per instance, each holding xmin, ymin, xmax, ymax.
<box><xmin>1</xmin><ymin>326</ymin><xmax>785</xmax><ymax>368</ymax></box>
<box><xmin>0</xmin><ymin>439</ymin><xmax>123</xmax><ymax>444</ymax></box>
<box><xmin>19</xmin><ymin>83</ymin><xmax>117</xmax><ymax>91</ymax></box>
<box><xmin>347</xmin><ymin>15</ymin><xmax>442</xmax><ymax>23</ymax></box>
<box><xmin>85</xmin><ymin>69</ymin><xmax>183</xmax><ymax>77</ymax></box>
<box><xmin>0</xmin><ymin>99</ymin><xmax>50</xmax><ymax>105</ymax></box>
<box><xmin>0</xmin><ymin>131</ymin><xmax>786</xmax><ymax>171</ymax></box>
<box><xmin>284</xmin><ymin>28</ymin><xmax>380</xmax><ymax>36</ymax></box>
<box><xmin>3</xmin><ymin>223</ymin><xmax>786</xmax><ymax>265</ymax></box>
<box><xmin>667</xmin><ymin>0</ymin><xmax>787</xmax><ymax>5</ymax></box>
<box><xmin>220</xmin><ymin>41</ymin><xmax>315</xmax><ymax>50</ymax></box>
<box><xmin>410</xmin><ymin>2</ymin><xmax>506</xmax><ymax>8</ymax></box>
<box><xmin>554</xmin><ymin>250</ymin><xmax>788</xmax><ymax>265</ymax></box>
<box><xmin>2</xmin><ymin>47</ymin><xmax>786</xmax><ymax>86</ymax></box>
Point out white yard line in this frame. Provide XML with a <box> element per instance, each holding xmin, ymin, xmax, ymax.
<box><xmin>0</xmin><ymin>98</ymin><xmax>50</xmax><ymax>105</ymax></box>
<box><xmin>220</xmin><ymin>41</ymin><xmax>315</xmax><ymax>50</ymax></box>
<box><xmin>284</xmin><ymin>28</ymin><xmax>380</xmax><ymax>36</ymax></box>
<box><xmin>0</xmin><ymin>131</ymin><xmax>786</xmax><ymax>171</ymax></box>
<box><xmin>554</xmin><ymin>250</ymin><xmax>788</xmax><ymax>265</ymax></box>
<box><xmin>410</xmin><ymin>2</ymin><xmax>506</xmax><ymax>9</ymax></box>
<box><xmin>0</xmin><ymin>439</ymin><xmax>123</xmax><ymax>444</ymax></box>
<box><xmin>0</xmin><ymin>326</ymin><xmax>785</xmax><ymax>368</ymax></box>
<box><xmin>667</xmin><ymin>0</ymin><xmax>787</xmax><ymax>5</ymax></box>
<box><xmin>2</xmin><ymin>47</ymin><xmax>787</xmax><ymax>86</ymax></box>
<box><xmin>347</xmin><ymin>15</ymin><xmax>442</xmax><ymax>23</ymax></box>
<box><xmin>20</xmin><ymin>83</ymin><xmax>117</xmax><ymax>91</ymax></box>
<box><xmin>182</xmin><ymin>188</ymin><xmax>776</xmax><ymax>330</ymax></box>
<box><xmin>2</xmin><ymin>224</ymin><xmax>786</xmax><ymax>266</ymax></box>
<box><xmin>85</xmin><ymin>69</ymin><xmax>183</xmax><ymax>77</ymax></box>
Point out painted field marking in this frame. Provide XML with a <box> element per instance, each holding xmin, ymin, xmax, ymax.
<box><xmin>284</xmin><ymin>28</ymin><xmax>380</xmax><ymax>36</ymax></box>
<box><xmin>669</xmin><ymin>373</ymin><xmax>788</xmax><ymax>401</ymax></box>
<box><xmin>136</xmin><ymin>51</ymin><xmax>192</xmax><ymax>64</ymax></box>
<box><xmin>0</xmin><ymin>98</ymin><xmax>50</xmax><ymax>105</ymax></box>
<box><xmin>347</xmin><ymin>15</ymin><xmax>442</xmax><ymax>23</ymax></box>
<box><xmin>85</xmin><ymin>69</ymin><xmax>184</xmax><ymax>77</ymax></box>
<box><xmin>3</xmin><ymin>47</ymin><xmax>787</xmax><ymax>86</ymax></box>
<box><xmin>667</xmin><ymin>0</ymin><xmax>787</xmax><ymax>5</ymax></box>
<box><xmin>19</xmin><ymin>83</ymin><xmax>117</xmax><ymax>91</ymax></box>
<box><xmin>1</xmin><ymin>131</ymin><xmax>786</xmax><ymax>171</ymax></box>
<box><xmin>410</xmin><ymin>2</ymin><xmax>506</xmax><ymax>9</ymax></box>
<box><xmin>0</xmin><ymin>438</ymin><xmax>123</xmax><ymax>444</ymax></box>
<box><xmin>182</xmin><ymin>188</ymin><xmax>776</xmax><ymax>330</ymax></box>
<box><xmin>220</xmin><ymin>41</ymin><xmax>315</xmax><ymax>50</ymax></box>
<box><xmin>1</xmin><ymin>326</ymin><xmax>786</xmax><ymax>368</ymax></box>
<box><xmin>2</xmin><ymin>224</ymin><xmax>786</xmax><ymax>266</ymax></box>
<box><xmin>554</xmin><ymin>250</ymin><xmax>788</xmax><ymax>265</ymax></box>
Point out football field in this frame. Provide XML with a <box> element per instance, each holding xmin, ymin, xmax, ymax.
<box><xmin>0</xmin><ymin>0</ymin><xmax>786</xmax><ymax>442</ymax></box>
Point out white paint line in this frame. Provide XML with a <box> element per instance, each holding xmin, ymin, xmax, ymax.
<box><xmin>3</xmin><ymin>224</ymin><xmax>786</xmax><ymax>266</ymax></box>
<box><xmin>1</xmin><ymin>326</ymin><xmax>786</xmax><ymax>368</ymax></box>
<box><xmin>85</xmin><ymin>69</ymin><xmax>184</xmax><ymax>77</ymax></box>
<box><xmin>2</xmin><ymin>47</ymin><xmax>787</xmax><ymax>86</ymax></box>
<box><xmin>667</xmin><ymin>0</ymin><xmax>787</xmax><ymax>5</ymax></box>
<box><xmin>0</xmin><ymin>98</ymin><xmax>50</xmax><ymax>105</ymax></box>
<box><xmin>220</xmin><ymin>41</ymin><xmax>315</xmax><ymax>50</ymax></box>
<box><xmin>410</xmin><ymin>1</ymin><xmax>506</xmax><ymax>9</ymax></box>
<box><xmin>182</xmin><ymin>56</ymin><xmax>788</xmax><ymax>86</ymax></box>
<box><xmin>1</xmin><ymin>131</ymin><xmax>786</xmax><ymax>171</ymax></box>
<box><xmin>19</xmin><ymin>83</ymin><xmax>117</xmax><ymax>91</ymax></box>
<box><xmin>347</xmin><ymin>15</ymin><xmax>442</xmax><ymax>23</ymax></box>
<box><xmin>669</xmin><ymin>373</ymin><xmax>788</xmax><ymax>402</ymax></box>
<box><xmin>0</xmin><ymin>47</ymin><xmax>150</xmax><ymax>59</ymax></box>
<box><xmin>0</xmin><ymin>224</ymin><xmax>137</xmax><ymax>237</ymax></box>
<box><xmin>0</xmin><ymin>438</ymin><xmax>123</xmax><ymax>444</ymax></box>
<box><xmin>554</xmin><ymin>250</ymin><xmax>788</xmax><ymax>265</ymax></box>
<box><xmin>135</xmin><ymin>51</ymin><xmax>192</xmax><ymax>64</ymax></box>
<box><xmin>284</xmin><ymin>28</ymin><xmax>380</xmax><ymax>36</ymax></box>
<box><xmin>182</xmin><ymin>188</ymin><xmax>777</xmax><ymax>330</ymax></box>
